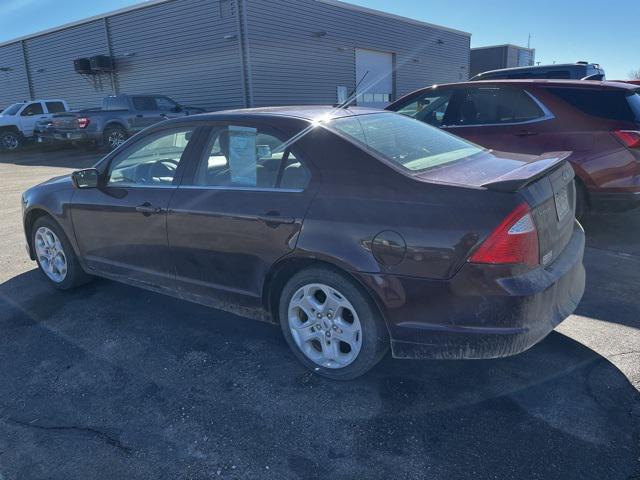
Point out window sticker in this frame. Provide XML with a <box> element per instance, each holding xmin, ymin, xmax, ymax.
<box><xmin>228</xmin><ymin>126</ymin><xmax>258</xmax><ymax>186</ymax></box>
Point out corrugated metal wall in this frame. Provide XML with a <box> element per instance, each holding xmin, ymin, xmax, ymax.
<box><xmin>0</xmin><ymin>0</ymin><xmax>470</xmax><ymax>112</ymax></box>
<box><xmin>108</xmin><ymin>0</ymin><xmax>245</xmax><ymax>111</ymax></box>
<box><xmin>245</xmin><ymin>0</ymin><xmax>470</xmax><ymax>107</ymax></box>
<box><xmin>25</xmin><ymin>20</ymin><xmax>112</xmax><ymax>110</ymax></box>
<box><xmin>0</xmin><ymin>43</ymin><xmax>31</xmax><ymax>107</ymax></box>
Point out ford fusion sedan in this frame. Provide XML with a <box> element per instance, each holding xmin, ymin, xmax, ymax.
<box><xmin>22</xmin><ymin>107</ymin><xmax>585</xmax><ymax>380</ymax></box>
<box><xmin>387</xmin><ymin>80</ymin><xmax>640</xmax><ymax>217</ymax></box>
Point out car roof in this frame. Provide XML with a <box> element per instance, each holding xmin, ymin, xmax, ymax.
<box><xmin>185</xmin><ymin>106</ymin><xmax>384</xmax><ymax>122</ymax></box>
<box><xmin>424</xmin><ymin>79</ymin><xmax>639</xmax><ymax>91</ymax></box>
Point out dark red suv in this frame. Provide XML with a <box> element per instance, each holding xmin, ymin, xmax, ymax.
<box><xmin>387</xmin><ymin>80</ymin><xmax>640</xmax><ymax>216</ymax></box>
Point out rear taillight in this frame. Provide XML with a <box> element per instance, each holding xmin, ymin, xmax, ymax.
<box><xmin>76</xmin><ymin>117</ymin><xmax>90</xmax><ymax>129</ymax></box>
<box><xmin>613</xmin><ymin>130</ymin><xmax>640</xmax><ymax>149</ymax></box>
<box><xmin>469</xmin><ymin>203</ymin><xmax>539</xmax><ymax>268</ymax></box>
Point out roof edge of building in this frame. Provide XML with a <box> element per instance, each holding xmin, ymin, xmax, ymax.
<box><xmin>315</xmin><ymin>0</ymin><xmax>471</xmax><ymax>37</ymax></box>
<box><xmin>472</xmin><ymin>44</ymin><xmax>535</xmax><ymax>52</ymax></box>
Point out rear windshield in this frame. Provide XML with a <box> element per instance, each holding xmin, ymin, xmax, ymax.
<box><xmin>329</xmin><ymin>113</ymin><xmax>484</xmax><ymax>172</ymax></box>
<box><xmin>547</xmin><ymin>87</ymin><xmax>638</xmax><ymax>122</ymax></box>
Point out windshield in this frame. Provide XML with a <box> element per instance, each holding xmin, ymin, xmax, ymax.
<box><xmin>1</xmin><ymin>103</ymin><xmax>24</xmax><ymax>115</ymax></box>
<box><xmin>329</xmin><ymin>112</ymin><xmax>484</xmax><ymax>172</ymax></box>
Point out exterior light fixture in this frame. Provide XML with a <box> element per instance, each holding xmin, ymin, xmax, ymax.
<box><xmin>123</xmin><ymin>52</ymin><xmax>136</xmax><ymax>57</ymax></box>
<box><xmin>436</xmin><ymin>39</ymin><xmax>445</xmax><ymax>45</ymax></box>
<box><xmin>0</xmin><ymin>67</ymin><xmax>12</xmax><ymax>72</ymax></box>
<box><xmin>224</xmin><ymin>34</ymin><xmax>237</xmax><ymax>40</ymax></box>
<box><xmin>312</xmin><ymin>31</ymin><xmax>328</xmax><ymax>38</ymax></box>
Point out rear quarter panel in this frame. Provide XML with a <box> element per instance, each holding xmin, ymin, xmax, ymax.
<box><xmin>294</xmin><ymin>127</ymin><xmax>520</xmax><ymax>280</ymax></box>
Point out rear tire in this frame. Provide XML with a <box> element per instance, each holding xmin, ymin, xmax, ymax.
<box><xmin>0</xmin><ymin>130</ymin><xmax>22</xmax><ymax>151</ymax></box>
<box><xmin>279</xmin><ymin>266</ymin><xmax>389</xmax><ymax>380</ymax></box>
<box><xmin>32</xmin><ymin>216</ymin><xmax>92</xmax><ymax>290</ymax></box>
<box><xmin>103</xmin><ymin>125</ymin><xmax>128</xmax><ymax>151</ymax></box>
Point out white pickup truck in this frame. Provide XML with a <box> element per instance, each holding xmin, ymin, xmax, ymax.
<box><xmin>0</xmin><ymin>99</ymin><xmax>70</xmax><ymax>151</ymax></box>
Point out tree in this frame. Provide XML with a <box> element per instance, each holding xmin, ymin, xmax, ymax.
<box><xmin>629</xmin><ymin>69</ymin><xmax>640</xmax><ymax>80</ymax></box>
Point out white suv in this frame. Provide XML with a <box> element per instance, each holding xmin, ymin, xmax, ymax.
<box><xmin>0</xmin><ymin>99</ymin><xmax>69</xmax><ymax>151</ymax></box>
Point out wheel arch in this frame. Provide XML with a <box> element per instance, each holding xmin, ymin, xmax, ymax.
<box><xmin>262</xmin><ymin>254</ymin><xmax>390</xmax><ymax>336</ymax></box>
<box><xmin>0</xmin><ymin>125</ymin><xmax>21</xmax><ymax>134</ymax></box>
<box><xmin>24</xmin><ymin>208</ymin><xmax>56</xmax><ymax>259</ymax></box>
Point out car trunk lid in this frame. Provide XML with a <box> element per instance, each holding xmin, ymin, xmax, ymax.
<box><xmin>415</xmin><ymin>150</ymin><xmax>576</xmax><ymax>267</ymax></box>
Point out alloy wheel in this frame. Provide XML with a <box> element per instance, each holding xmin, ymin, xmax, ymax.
<box><xmin>34</xmin><ymin>227</ymin><xmax>68</xmax><ymax>283</ymax></box>
<box><xmin>1</xmin><ymin>133</ymin><xmax>20</xmax><ymax>150</ymax></box>
<box><xmin>287</xmin><ymin>283</ymin><xmax>363</xmax><ymax>369</ymax></box>
<box><xmin>108</xmin><ymin>130</ymin><xmax>126</xmax><ymax>149</ymax></box>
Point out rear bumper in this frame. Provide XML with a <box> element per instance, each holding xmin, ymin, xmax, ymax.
<box><xmin>589</xmin><ymin>190</ymin><xmax>640</xmax><ymax>213</ymax></box>
<box><xmin>358</xmin><ymin>222</ymin><xmax>585</xmax><ymax>360</ymax></box>
<box><xmin>37</xmin><ymin>130</ymin><xmax>100</xmax><ymax>144</ymax></box>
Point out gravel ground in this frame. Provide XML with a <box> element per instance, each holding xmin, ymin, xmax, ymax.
<box><xmin>0</xmin><ymin>146</ymin><xmax>638</xmax><ymax>480</ymax></box>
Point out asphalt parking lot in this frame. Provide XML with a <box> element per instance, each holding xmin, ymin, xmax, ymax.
<box><xmin>0</xmin><ymin>146</ymin><xmax>639</xmax><ymax>480</ymax></box>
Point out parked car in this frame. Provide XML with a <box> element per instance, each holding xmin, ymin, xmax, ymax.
<box><xmin>22</xmin><ymin>107</ymin><xmax>585</xmax><ymax>379</ymax></box>
<box><xmin>38</xmin><ymin>94</ymin><xmax>206</xmax><ymax>151</ymax></box>
<box><xmin>387</xmin><ymin>80</ymin><xmax>640</xmax><ymax>216</ymax></box>
<box><xmin>0</xmin><ymin>99</ymin><xmax>70</xmax><ymax>151</ymax></box>
<box><xmin>471</xmin><ymin>62</ymin><xmax>605</xmax><ymax>81</ymax></box>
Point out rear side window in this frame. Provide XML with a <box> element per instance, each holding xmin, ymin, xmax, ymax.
<box><xmin>105</xmin><ymin>96</ymin><xmax>129</xmax><ymax>110</ymax></box>
<box><xmin>330</xmin><ymin>113</ymin><xmax>484</xmax><ymax>172</ymax></box>
<box><xmin>548</xmin><ymin>88</ymin><xmax>637</xmax><ymax>122</ymax></box>
<box><xmin>45</xmin><ymin>102</ymin><xmax>65</xmax><ymax>113</ymax></box>
<box><xmin>132</xmin><ymin>96</ymin><xmax>158</xmax><ymax>111</ymax></box>
<box><xmin>454</xmin><ymin>87</ymin><xmax>545</xmax><ymax>126</ymax></box>
<box><xmin>191</xmin><ymin>126</ymin><xmax>310</xmax><ymax>190</ymax></box>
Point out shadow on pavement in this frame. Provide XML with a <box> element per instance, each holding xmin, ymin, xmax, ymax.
<box><xmin>0</xmin><ymin>144</ymin><xmax>102</xmax><ymax>169</ymax></box>
<box><xmin>0</xmin><ymin>269</ymin><xmax>638</xmax><ymax>480</ymax></box>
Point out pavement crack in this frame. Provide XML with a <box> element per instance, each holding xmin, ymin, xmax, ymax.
<box><xmin>7</xmin><ymin>417</ymin><xmax>133</xmax><ymax>455</ymax></box>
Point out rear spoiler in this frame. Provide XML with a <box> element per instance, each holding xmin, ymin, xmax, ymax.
<box><xmin>482</xmin><ymin>152</ymin><xmax>573</xmax><ymax>192</ymax></box>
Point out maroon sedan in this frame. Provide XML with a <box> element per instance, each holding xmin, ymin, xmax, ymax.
<box><xmin>22</xmin><ymin>107</ymin><xmax>585</xmax><ymax>379</ymax></box>
<box><xmin>387</xmin><ymin>80</ymin><xmax>640</xmax><ymax>217</ymax></box>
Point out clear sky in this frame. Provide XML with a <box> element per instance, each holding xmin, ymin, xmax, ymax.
<box><xmin>0</xmin><ymin>0</ymin><xmax>638</xmax><ymax>79</ymax></box>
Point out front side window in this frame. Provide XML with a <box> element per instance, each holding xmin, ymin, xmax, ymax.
<box><xmin>21</xmin><ymin>103</ymin><xmax>44</xmax><ymax>116</ymax></box>
<box><xmin>330</xmin><ymin>113</ymin><xmax>484</xmax><ymax>172</ymax></box>
<box><xmin>45</xmin><ymin>102</ymin><xmax>66</xmax><ymax>113</ymax></box>
<box><xmin>394</xmin><ymin>89</ymin><xmax>454</xmax><ymax>127</ymax></box>
<box><xmin>132</xmin><ymin>96</ymin><xmax>158</xmax><ymax>111</ymax></box>
<box><xmin>454</xmin><ymin>87</ymin><xmax>545</xmax><ymax>126</ymax></box>
<box><xmin>191</xmin><ymin>126</ymin><xmax>310</xmax><ymax>190</ymax></box>
<box><xmin>155</xmin><ymin>96</ymin><xmax>179</xmax><ymax>112</ymax></box>
<box><xmin>107</xmin><ymin>128</ymin><xmax>193</xmax><ymax>187</ymax></box>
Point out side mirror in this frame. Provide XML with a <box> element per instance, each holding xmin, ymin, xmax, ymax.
<box><xmin>72</xmin><ymin>168</ymin><xmax>99</xmax><ymax>189</ymax></box>
<box><xmin>172</xmin><ymin>105</ymin><xmax>183</xmax><ymax>113</ymax></box>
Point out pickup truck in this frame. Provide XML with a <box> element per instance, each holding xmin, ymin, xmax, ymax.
<box><xmin>39</xmin><ymin>94</ymin><xmax>206</xmax><ymax>150</ymax></box>
<box><xmin>0</xmin><ymin>99</ymin><xmax>70</xmax><ymax>151</ymax></box>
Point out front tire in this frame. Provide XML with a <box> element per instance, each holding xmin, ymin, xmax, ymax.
<box><xmin>0</xmin><ymin>130</ymin><xmax>22</xmax><ymax>151</ymax></box>
<box><xmin>32</xmin><ymin>216</ymin><xmax>92</xmax><ymax>290</ymax></box>
<box><xmin>279</xmin><ymin>266</ymin><xmax>389</xmax><ymax>380</ymax></box>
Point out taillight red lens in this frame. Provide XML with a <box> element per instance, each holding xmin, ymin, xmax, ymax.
<box><xmin>77</xmin><ymin>117</ymin><xmax>90</xmax><ymax>129</ymax></box>
<box><xmin>613</xmin><ymin>130</ymin><xmax>640</xmax><ymax>149</ymax></box>
<box><xmin>469</xmin><ymin>203</ymin><xmax>539</xmax><ymax>267</ymax></box>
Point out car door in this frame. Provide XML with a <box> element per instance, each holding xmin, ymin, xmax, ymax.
<box><xmin>130</xmin><ymin>96</ymin><xmax>164</xmax><ymax>130</ymax></box>
<box><xmin>70</xmin><ymin>125</ymin><xmax>202</xmax><ymax>287</ymax></box>
<box><xmin>167</xmin><ymin>122</ymin><xmax>317</xmax><ymax>303</ymax></box>
<box><xmin>441</xmin><ymin>85</ymin><xmax>556</xmax><ymax>155</ymax></box>
<box><xmin>19</xmin><ymin>102</ymin><xmax>48</xmax><ymax>137</ymax></box>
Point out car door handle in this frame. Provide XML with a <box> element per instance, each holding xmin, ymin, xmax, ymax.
<box><xmin>135</xmin><ymin>203</ymin><xmax>163</xmax><ymax>215</ymax></box>
<box><xmin>257</xmin><ymin>211</ymin><xmax>295</xmax><ymax>225</ymax></box>
<box><xmin>515</xmin><ymin>130</ymin><xmax>538</xmax><ymax>137</ymax></box>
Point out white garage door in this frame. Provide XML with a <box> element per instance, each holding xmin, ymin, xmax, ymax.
<box><xmin>355</xmin><ymin>48</ymin><xmax>394</xmax><ymax>108</ymax></box>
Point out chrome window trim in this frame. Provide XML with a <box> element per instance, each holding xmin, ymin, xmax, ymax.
<box><xmin>105</xmin><ymin>183</ymin><xmax>178</xmax><ymax>189</ymax></box>
<box><xmin>444</xmin><ymin>90</ymin><xmax>555</xmax><ymax>129</ymax></box>
<box><xmin>177</xmin><ymin>185</ymin><xmax>305</xmax><ymax>194</ymax></box>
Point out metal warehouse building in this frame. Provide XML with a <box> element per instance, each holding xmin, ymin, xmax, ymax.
<box><xmin>0</xmin><ymin>0</ymin><xmax>470</xmax><ymax>111</ymax></box>
<box><xmin>470</xmin><ymin>44</ymin><xmax>535</xmax><ymax>78</ymax></box>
